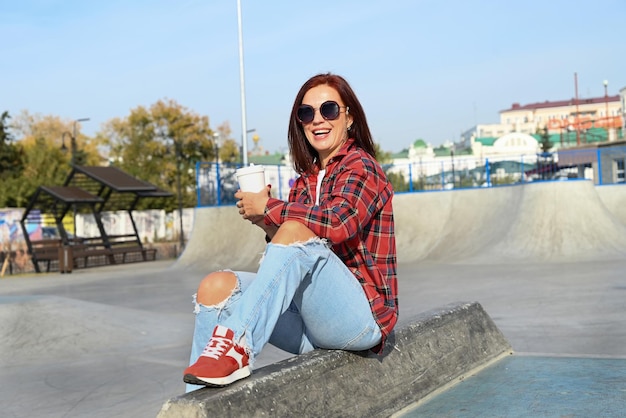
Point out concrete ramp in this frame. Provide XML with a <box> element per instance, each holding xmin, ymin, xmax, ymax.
<box><xmin>395</xmin><ymin>180</ymin><xmax>626</xmax><ymax>264</ymax></box>
<box><xmin>596</xmin><ymin>183</ymin><xmax>626</xmax><ymax>225</ymax></box>
<box><xmin>180</xmin><ymin>181</ymin><xmax>626</xmax><ymax>271</ymax></box>
<box><xmin>158</xmin><ymin>301</ymin><xmax>512</xmax><ymax>418</ymax></box>
<box><xmin>175</xmin><ymin>206</ymin><xmax>266</xmax><ymax>272</ymax></box>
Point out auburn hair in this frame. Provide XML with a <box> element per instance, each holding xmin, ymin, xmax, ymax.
<box><xmin>287</xmin><ymin>73</ymin><xmax>375</xmax><ymax>174</ymax></box>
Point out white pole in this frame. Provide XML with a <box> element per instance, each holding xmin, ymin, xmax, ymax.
<box><xmin>236</xmin><ymin>0</ymin><xmax>249</xmax><ymax>166</ymax></box>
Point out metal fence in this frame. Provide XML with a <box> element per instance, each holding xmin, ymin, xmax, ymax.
<box><xmin>195</xmin><ymin>147</ymin><xmax>626</xmax><ymax>207</ymax></box>
<box><xmin>196</xmin><ymin>162</ymin><xmax>298</xmax><ymax>207</ymax></box>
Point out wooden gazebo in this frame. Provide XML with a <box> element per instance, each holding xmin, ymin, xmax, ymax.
<box><xmin>21</xmin><ymin>166</ymin><xmax>172</xmax><ymax>273</ymax></box>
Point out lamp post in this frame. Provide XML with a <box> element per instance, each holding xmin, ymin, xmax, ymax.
<box><xmin>174</xmin><ymin>140</ymin><xmax>184</xmax><ymax>254</ymax></box>
<box><xmin>61</xmin><ymin>131</ymin><xmax>72</xmax><ymax>155</ymax></box>
<box><xmin>603</xmin><ymin>80</ymin><xmax>609</xmax><ymax>118</ymax></box>
<box><xmin>213</xmin><ymin>132</ymin><xmax>223</xmax><ymax>205</ymax></box>
<box><xmin>61</xmin><ymin>118</ymin><xmax>90</xmax><ymax>166</ymax></box>
<box><xmin>213</xmin><ymin>132</ymin><xmax>221</xmax><ymax>164</ymax></box>
<box><xmin>603</xmin><ymin>80</ymin><xmax>610</xmax><ymax>141</ymax></box>
<box><xmin>243</xmin><ymin>128</ymin><xmax>255</xmax><ymax>164</ymax></box>
<box><xmin>450</xmin><ymin>145</ymin><xmax>456</xmax><ymax>189</ymax></box>
<box><xmin>61</xmin><ymin>117</ymin><xmax>89</xmax><ymax>238</ymax></box>
<box><xmin>173</xmin><ymin>123</ymin><xmax>193</xmax><ymax>255</ymax></box>
<box><xmin>237</xmin><ymin>0</ymin><xmax>250</xmax><ymax>166</ymax></box>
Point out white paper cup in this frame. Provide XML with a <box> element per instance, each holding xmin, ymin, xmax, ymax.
<box><xmin>236</xmin><ymin>165</ymin><xmax>266</xmax><ymax>192</ymax></box>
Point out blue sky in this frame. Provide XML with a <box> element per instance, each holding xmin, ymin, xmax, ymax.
<box><xmin>3</xmin><ymin>0</ymin><xmax>625</xmax><ymax>154</ymax></box>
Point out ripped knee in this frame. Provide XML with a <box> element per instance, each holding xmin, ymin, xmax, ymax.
<box><xmin>196</xmin><ymin>270</ymin><xmax>238</xmax><ymax>306</ymax></box>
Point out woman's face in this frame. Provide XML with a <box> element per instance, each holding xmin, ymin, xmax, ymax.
<box><xmin>300</xmin><ymin>84</ymin><xmax>353</xmax><ymax>168</ymax></box>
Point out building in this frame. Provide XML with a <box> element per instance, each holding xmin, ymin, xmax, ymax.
<box><xmin>460</xmin><ymin>93</ymin><xmax>622</xmax><ymax>154</ymax></box>
<box><xmin>389</xmin><ymin>87</ymin><xmax>625</xmax><ymax>188</ymax></box>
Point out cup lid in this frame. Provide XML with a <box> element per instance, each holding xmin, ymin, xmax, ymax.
<box><xmin>236</xmin><ymin>164</ymin><xmax>265</xmax><ymax>175</ymax></box>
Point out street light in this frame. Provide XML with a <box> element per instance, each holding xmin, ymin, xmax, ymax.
<box><xmin>603</xmin><ymin>80</ymin><xmax>610</xmax><ymax>141</ymax></box>
<box><xmin>603</xmin><ymin>80</ymin><xmax>609</xmax><ymax>117</ymax></box>
<box><xmin>450</xmin><ymin>145</ymin><xmax>456</xmax><ymax>189</ymax></box>
<box><xmin>213</xmin><ymin>132</ymin><xmax>221</xmax><ymax>164</ymax></box>
<box><xmin>173</xmin><ymin>123</ymin><xmax>193</xmax><ymax>256</ymax></box>
<box><xmin>61</xmin><ymin>117</ymin><xmax>90</xmax><ymax>166</ymax></box>
<box><xmin>243</xmin><ymin>128</ymin><xmax>256</xmax><ymax>163</ymax></box>
<box><xmin>61</xmin><ymin>131</ymin><xmax>72</xmax><ymax>154</ymax></box>
<box><xmin>61</xmin><ymin>117</ymin><xmax>89</xmax><ymax>238</ymax></box>
<box><xmin>237</xmin><ymin>0</ymin><xmax>250</xmax><ymax>166</ymax></box>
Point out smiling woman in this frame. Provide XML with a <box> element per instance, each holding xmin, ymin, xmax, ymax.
<box><xmin>182</xmin><ymin>73</ymin><xmax>398</xmax><ymax>390</ymax></box>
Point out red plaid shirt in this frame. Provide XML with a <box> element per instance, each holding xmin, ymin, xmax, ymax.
<box><xmin>264</xmin><ymin>139</ymin><xmax>398</xmax><ymax>351</ymax></box>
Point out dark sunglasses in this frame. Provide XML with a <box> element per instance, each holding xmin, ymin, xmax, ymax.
<box><xmin>297</xmin><ymin>100</ymin><xmax>349</xmax><ymax>124</ymax></box>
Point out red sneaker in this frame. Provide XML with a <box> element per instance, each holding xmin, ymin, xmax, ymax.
<box><xmin>184</xmin><ymin>325</ymin><xmax>251</xmax><ymax>387</ymax></box>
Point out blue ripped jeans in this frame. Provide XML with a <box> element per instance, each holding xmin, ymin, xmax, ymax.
<box><xmin>187</xmin><ymin>238</ymin><xmax>381</xmax><ymax>392</ymax></box>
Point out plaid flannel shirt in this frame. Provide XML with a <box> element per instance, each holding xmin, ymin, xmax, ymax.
<box><xmin>264</xmin><ymin>139</ymin><xmax>398</xmax><ymax>351</ymax></box>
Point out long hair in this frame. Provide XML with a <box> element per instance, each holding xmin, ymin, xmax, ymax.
<box><xmin>287</xmin><ymin>73</ymin><xmax>375</xmax><ymax>174</ymax></box>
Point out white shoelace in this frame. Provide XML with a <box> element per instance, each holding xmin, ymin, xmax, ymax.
<box><xmin>201</xmin><ymin>336</ymin><xmax>231</xmax><ymax>360</ymax></box>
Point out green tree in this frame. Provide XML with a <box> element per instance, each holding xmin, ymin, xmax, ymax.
<box><xmin>539</xmin><ymin>127</ymin><xmax>552</xmax><ymax>153</ymax></box>
<box><xmin>0</xmin><ymin>112</ymin><xmax>27</xmax><ymax>206</ymax></box>
<box><xmin>4</xmin><ymin>111</ymin><xmax>101</xmax><ymax>207</ymax></box>
<box><xmin>102</xmin><ymin>99</ymin><xmax>221</xmax><ymax>210</ymax></box>
<box><xmin>373</xmin><ymin>142</ymin><xmax>405</xmax><ymax>191</ymax></box>
<box><xmin>0</xmin><ymin>111</ymin><xmax>24</xmax><ymax>176</ymax></box>
<box><xmin>386</xmin><ymin>171</ymin><xmax>409</xmax><ymax>192</ymax></box>
<box><xmin>215</xmin><ymin>121</ymin><xmax>240</xmax><ymax>163</ymax></box>
<box><xmin>374</xmin><ymin>142</ymin><xmax>392</xmax><ymax>164</ymax></box>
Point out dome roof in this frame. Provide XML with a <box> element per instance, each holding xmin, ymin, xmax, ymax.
<box><xmin>413</xmin><ymin>139</ymin><xmax>427</xmax><ymax>148</ymax></box>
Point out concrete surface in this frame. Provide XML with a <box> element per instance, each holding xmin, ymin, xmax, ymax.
<box><xmin>400</xmin><ymin>355</ymin><xmax>626</xmax><ymax>417</ymax></box>
<box><xmin>157</xmin><ymin>302</ymin><xmax>512</xmax><ymax>418</ymax></box>
<box><xmin>596</xmin><ymin>183</ymin><xmax>626</xmax><ymax>225</ymax></box>
<box><xmin>1</xmin><ymin>180</ymin><xmax>626</xmax><ymax>417</ymax></box>
<box><xmin>393</xmin><ymin>180</ymin><xmax>626</xmax><ymax>263</ymax></box>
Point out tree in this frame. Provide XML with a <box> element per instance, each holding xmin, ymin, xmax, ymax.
<box><xmin>374</xmin><ymin>142</ymin><xmax>393</xmax><ymax>164</ymax></box>
<box><xmin>1</xmin><ymin>111</ymin><xmax>100</xmax><ymax>207</ymax></box>
<box><xmin>0</xmin><ymin>111</ymin><xmax>24</xmax><ymax>177</ymax></box>
<box><xmin>539</xmin><ymin>127</ymin><xmax>553</xmax><ymax>153</ymax></box>
<box><xmin>215</xmin><ymin>121</ymin><xmax>240</xmax><ymax>163</ymax></box>
<box><xmin>102</xmin><ymin>99</ymin><xmax>223</xmax><ymax>210</ymax></box>
<box><xmin>0</xmin><ymin>111</ymin><xmax>27</xmax><ymax>207</ymax></box>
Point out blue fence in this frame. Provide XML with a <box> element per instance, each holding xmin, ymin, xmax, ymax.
<box><xmin>195</xmin><ymin>146</ymin><xmax>626</xmax><ymax>207</ymax></box>
<box><xmin>196</xmin><ymin>162</ymin><xmax>298</xmax><ymax>207</ymax></box>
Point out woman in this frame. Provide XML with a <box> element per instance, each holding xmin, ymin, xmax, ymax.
<box><xmin>184</xmin><ymin>73</ymin><xmax>398</xmax><ymax>389</ymax></box>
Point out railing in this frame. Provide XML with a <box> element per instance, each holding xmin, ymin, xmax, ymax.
<box><xmin>196</xmin><ymin>162</ymin><xmax>298</xmax><ymax>207</ymax></box>
<box><xmin>195</xmin><ymin>147</ymin><xmax>626</xmax><ymax>207</ymax></box>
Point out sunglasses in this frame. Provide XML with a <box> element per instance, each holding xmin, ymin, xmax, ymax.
<box><xmin>297</xmin><ymin>100</ymin><xmax>349</xmax><ymax>124</ymax></box>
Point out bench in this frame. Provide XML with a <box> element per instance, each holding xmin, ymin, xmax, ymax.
<box><xmin>106</xmin><ymin>234</ymin><xmax>157</xmax><ymax>264</ymax></box>
<box><xmin>30</xmin><ymin>239</ymin><xmax>63</xmax><ymax>272</ymax></box>
<box><xmin>58</xmin><ymin>235</ymin><xmax>157</xmax><ymax>273</ymax></box>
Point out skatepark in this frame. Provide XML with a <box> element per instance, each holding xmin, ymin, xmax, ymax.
<box><xmin>2</xmin><ymin>180</ymin><xmax>626</xmax><ymax>417</ymax></box>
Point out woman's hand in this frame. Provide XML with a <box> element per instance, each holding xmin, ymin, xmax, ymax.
<box><xmin>235</xmin><ymin>185</ymin><xmax>277</xmax><ymax>239</ymax></box>
<box><xmin>235</xmin><ymin>185</ymin><xmax>271</xmax><ymax>222</ymax></box>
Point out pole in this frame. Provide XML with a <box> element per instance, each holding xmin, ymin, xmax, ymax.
<box><xmin>71</xmin><ymin>122</ymin><xmax>77</xmax><ymax>166</ymax></box>
<box><xmin>604</xmin><ymin>80</ymin><xmax>609</xmax><ymax>141</ymax></box>
<box><xmin>71</xmin><ymin>118</ymin><xmax>89</xmax><ymax>238</ymax></box>
<box><xmin>604</xmin><ymin>80</ymin><xmax>609</xmax><ymax>118</ymax></box>
<box><xmin>173</xmin><ymin>122</ymin><xmax>194</xmax><ymax>254</ymax></box>
<box><xmin>237</xmin><ymin>0</ymin><xmax>249</xmax><ymax>166</ymax></box>
<box><xmin>574</xmin><ymin>73</ymin><xmax>580</xmax><ymax>146</ymax></box>
<box><xmin>175</xmin><ymin>141</ymin><xmax>185</xmax><ymax>255</ymax></box>
<box><xmin>450</xmin><ymin>148</ymin><xmax>455</xmax><ymax>188</ymax></box>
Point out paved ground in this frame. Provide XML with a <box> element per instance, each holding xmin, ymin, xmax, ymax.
<box><xmin>400</xmin><ymin>356</ymin><xmax>626</xmax><ymax>417</ymax></box>
<box><xmin>1</xmin><ymin>181</ymin><xmax>626</xmax><ymax>417</ymax></box>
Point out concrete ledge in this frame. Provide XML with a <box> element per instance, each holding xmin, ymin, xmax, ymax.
<box><xmin>158</xmin><ymin>301</ymin><xmax>512</xmax><ymax>418</ymax></box>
